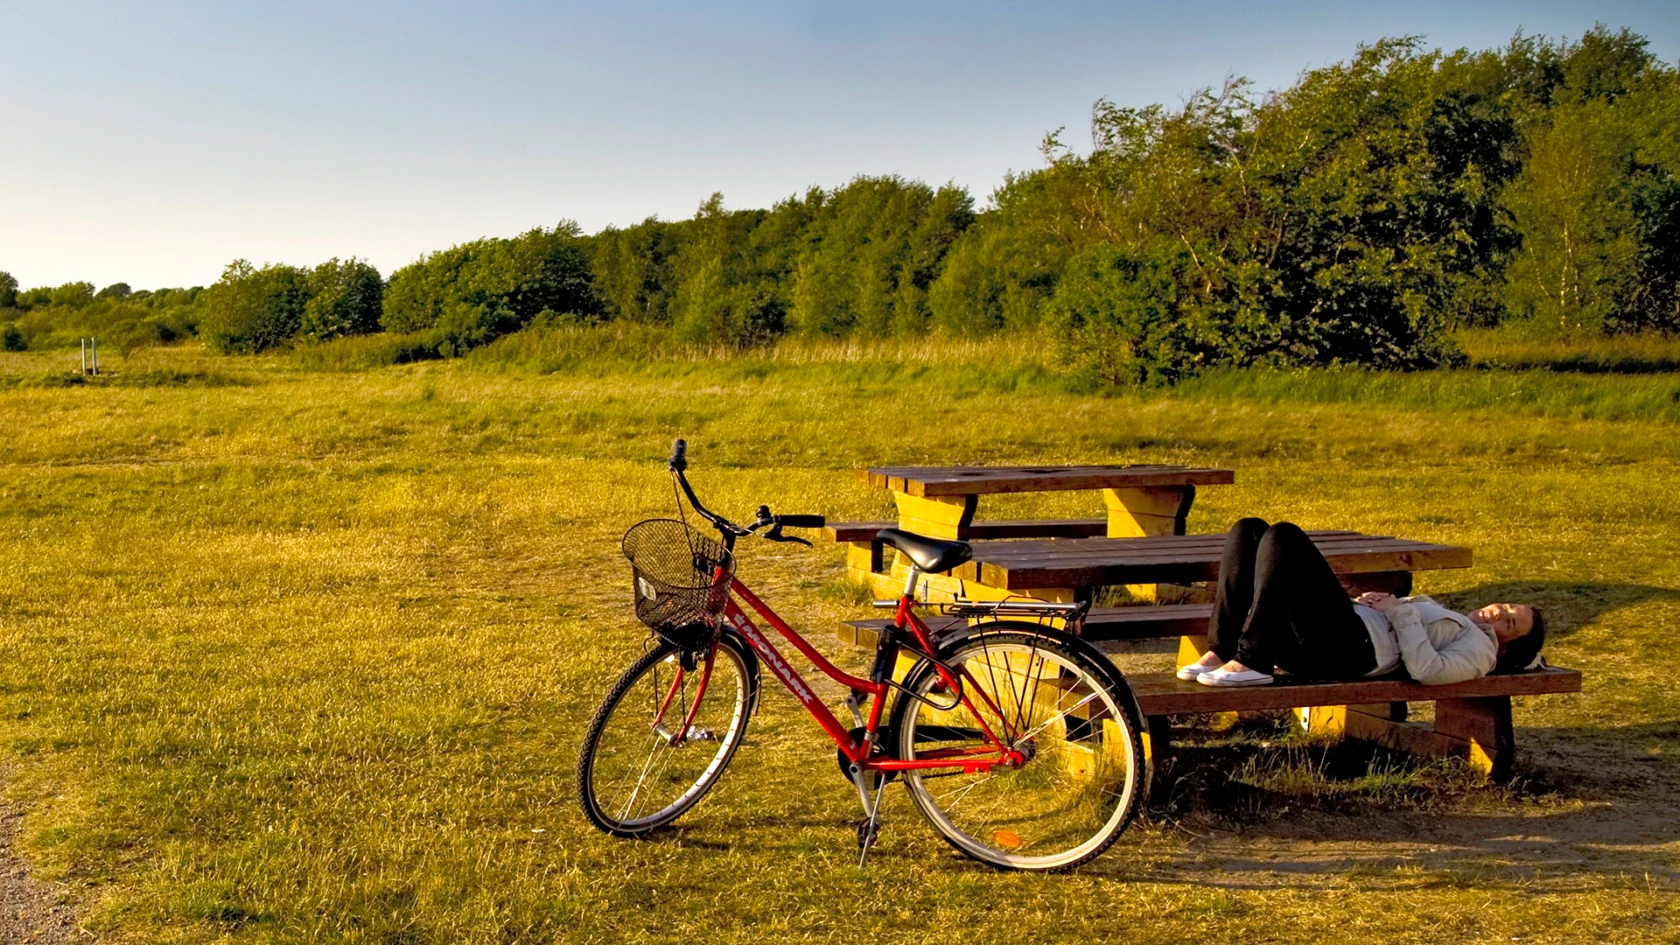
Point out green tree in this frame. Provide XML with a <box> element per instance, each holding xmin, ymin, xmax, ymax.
<box><xmin>787</xmin><ymin>177</ymin><xmax>974</xmax><ymax>338</ymax></box>
<box><xmin>381</xmin><ymin>223</ymin><xmax>600</xmax><ymax>353</ymax></box>
<box><xmin>592</xmin><ymin>218</ymin><xmax>687</xmax><ymax>323</ymax></box>
<box><xmin>16</xmin><ymin>282</ymin><xmax>97</xmax><ymax>309</ymax></box>
<box><xmin>200</xmin><ymin>260</ymin><xmax>310</xmax><ymax>353</ymax></box>
<box><xmin>668</xmin><ymin>194</ymin><xmax>784</xmax><ymax>345</ymax></box>
<box><xmin>1501</xmin><ymin>30</ymin><xmax>1679</xmax><ymax>333</ymax></box>
<box><xmin>1502</xmin><ymin>100</ymin><xmax>1639</xmax><ymax>331</ymax></box>
<box><xmin>1048</xmin><ymin>242</ymin><xmax>1210</xmax><ymax>385</ymax></box>
<box><xmin>301</xmin><ymin>258</ymin><xmax>384</xmax><ymax>340</ymax></box>
<box><xmin>1</xmin><ymin>271</ymin><xmax>20</xmax><ymax>309</ymax></box>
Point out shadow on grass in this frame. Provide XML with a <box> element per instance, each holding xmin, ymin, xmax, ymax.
<box><xmin>1478</xmin><ymin>355</ymin><xmax>1680</xmax><ymax>374</ymax></box>
<box><xmin>1433</xmin><ymin>580</ymin><xmax>1680</xmax><ymax>642</ymax></box>
<box><xmin>1144</xmin><ymin>716</ymin><xmax>1680</xmax><ymax>889</ymax></box>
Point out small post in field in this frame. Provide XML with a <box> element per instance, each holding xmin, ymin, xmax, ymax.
<box><xmin>81</xmin><ymin>338</ymin><xmax>87</xmax><ymax>375</ymax></box>
<box><xmin>80</xmin><ymin>338</ymin><xmax>99</xmax><ymax>376</ymax></box>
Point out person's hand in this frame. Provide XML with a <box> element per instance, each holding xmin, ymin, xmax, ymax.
<box><xmin>1356</xmin><ymin>591</ymin><xmax>1401</xmax><ymax>613</ymax></box>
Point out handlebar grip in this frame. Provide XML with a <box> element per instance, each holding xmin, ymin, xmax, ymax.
<box><xmin>777</xmin><ymin>515</ymin><xmax>826</xmax><ymax>529</ymax></box>
<box><xmin>669</xmin><ymin>438</ymin><xmax>688</xmax><ymax>472</ymax></box>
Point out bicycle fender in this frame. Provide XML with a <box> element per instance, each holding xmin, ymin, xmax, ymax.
<box><xmin>719</xmin><ymin>628</ymin><xmax>764</xmax><ymax>720</ymax></box>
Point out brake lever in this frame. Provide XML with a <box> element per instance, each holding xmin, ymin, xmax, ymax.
<box><xmin>761</xmin><ymin>524</ymin><xmax>813</xmax><ymax>547</ymax></box>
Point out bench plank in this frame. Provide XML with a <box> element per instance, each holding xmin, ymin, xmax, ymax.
<box><xmin>1127</xmin><ymin>666</ymin><xmax>1580</xmax><ymax>717</ymax></box>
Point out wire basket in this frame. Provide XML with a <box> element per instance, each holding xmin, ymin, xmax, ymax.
<box><xmin>622</xmin><ymin>518</ymin><xmax>734</xmax><ymax>649</ymax></box>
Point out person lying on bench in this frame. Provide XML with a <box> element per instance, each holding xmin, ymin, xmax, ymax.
<box><xmin>1178</xmin><ymin>518</ymin><xmax>1546</xmax><ymax>688</ymax></box>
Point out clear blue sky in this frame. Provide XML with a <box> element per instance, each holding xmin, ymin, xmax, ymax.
<box><xmin>3</xmin><ymin>0</ymin><xmax>1677</xmax><ymax>290</ymax></box>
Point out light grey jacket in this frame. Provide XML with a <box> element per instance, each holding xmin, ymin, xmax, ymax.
<box><xmin>1385</xmin><ymin>595</ymin><xmax>1497</xmax><ymax>685</ymax></box>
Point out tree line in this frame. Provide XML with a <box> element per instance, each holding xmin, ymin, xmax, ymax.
<box><xmin>4</xmin><ymin>27</ymin><xmax>1675</xmax><ymax>382</ymax></box>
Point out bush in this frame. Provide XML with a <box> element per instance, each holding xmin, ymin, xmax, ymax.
<box><xmin>381</xmin><ymin>224</ymin><xmax>600</xmax><ymax>355</ymax></box>
<box><xmin>1048</xmin><ymin>243</ymin><xmax>1210</xmax><ymax>386</ymax></box>
<box><xmin>200</xmin><ymin>261</ymin><xmax>309</xmax><ymax>354</ymax></box>
<box><xmin>1</xmin><ymin>322</ymin><xmax>25</xmax><ymax>352</ymax></box>
<box><xmin>301</xmin><ymin>258</ymin><xmax>383</xmax><ymax>341</ymax></box>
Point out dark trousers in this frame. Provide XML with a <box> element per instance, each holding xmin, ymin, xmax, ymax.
<box><xmin>1206</xmin><ymin>518</ymin><xmax>1377</xmax><ymax>678</ymax></box>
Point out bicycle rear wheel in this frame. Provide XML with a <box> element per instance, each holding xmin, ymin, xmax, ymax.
<box><xmin>891</xmin><ymin>627</ymin><xmax>1144</xmax><ymax>871</ymax></box>
<box><xmin>576</xmin><ymin>633</ymin><xmax>757</xmax><ymax>836</ymax></box>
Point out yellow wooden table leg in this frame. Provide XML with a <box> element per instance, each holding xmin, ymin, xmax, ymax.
<box><xmin>892</xmin><ymin>492</ymin><xmax>978</xmax><ymax>539</ymax></box>
<box><xmin>844</xmin><ymin>540</ymin><xmax>883</xmax><ymax>585</ymax></box>
<box><xmin>1104</xmin><ymin>486</ymin><xmax>1195</xmax><ymax>602</ymax></box>
<box><xmin>1433</xmin><ymin>697</ymin><xmax>1514</xmax><ymax>781</ymax></box>
<box><xmin>1176</xmin><ymin>635</ymin><xmax>1205</xmax><ymax>668</ymax></box>
<box><xmin>1102</xmin><ymin>486</ymin><xmax>1195</xmax><ymax>538</ymax></box>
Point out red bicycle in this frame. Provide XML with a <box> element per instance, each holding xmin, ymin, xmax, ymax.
<box><xmin>575</xmin><ymin>440</ymin><xmax>1147</xmax><ymax>871</ymax></box>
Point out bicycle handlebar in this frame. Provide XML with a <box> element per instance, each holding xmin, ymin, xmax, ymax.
<box><xmin>667</xmin><ymin>438</ymin><xmax>825</xmax><ymax>546</ymax></box>
<box><xmin>775</xmin><ymin>514</ymin><xmax>827</xmax><ymax>529</ymax></box>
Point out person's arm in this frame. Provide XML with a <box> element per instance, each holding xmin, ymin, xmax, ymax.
<box><xmin>1387</xmin><ymin>602</ymin><xmax>1496</xmax><ymax>685</ymax></box>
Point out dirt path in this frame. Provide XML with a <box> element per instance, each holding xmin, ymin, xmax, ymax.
<box><xmin>0</xmin><ymin>799</ymin><xmax>78</xmax><ymax>944</ymax></box>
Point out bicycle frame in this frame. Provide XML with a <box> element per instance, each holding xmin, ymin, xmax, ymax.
<box><xmin>649</xmin><ymin>569</ymin><xmax>1024</xmax><ymax>775</ymax></box>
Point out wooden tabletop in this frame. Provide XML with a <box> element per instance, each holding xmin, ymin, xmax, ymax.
<box><xmin>861</xmin><ymin>464</ymin><xmax>1236</xmax><ymax>497</ymax></box>
<box><xmin>950</xmin><ymin>530</ymin><xmax>1472</xmax><ymax>590</ymax></box>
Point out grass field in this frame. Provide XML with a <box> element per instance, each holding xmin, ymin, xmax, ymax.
<box><xmin>1</xmin><ymin>338</ymin><xmax>1677</xmax><ymax>943</ymax></box>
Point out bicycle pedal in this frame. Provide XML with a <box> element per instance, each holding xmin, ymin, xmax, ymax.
<box><xmin>856</xmin><ymin>818</ymin><xmax>881</xmax><ymax>850</ymax></box>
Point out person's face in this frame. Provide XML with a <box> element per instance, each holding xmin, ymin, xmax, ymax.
<box><xmin>1472</xmin><ymin>602</ymin><xmax>1534</xmax><ymax>646</ymax></box>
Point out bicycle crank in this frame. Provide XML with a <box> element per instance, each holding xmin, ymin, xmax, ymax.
<box><xmin>835</xmin><ymin>726</ymin><xmax>896</xmax><ymax>786</ymax></box>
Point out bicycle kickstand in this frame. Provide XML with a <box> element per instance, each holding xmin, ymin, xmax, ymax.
<box><xmin>850</xmin><ymin>765</ymin><xmax>886</xmax><ymax>868</ymax></box>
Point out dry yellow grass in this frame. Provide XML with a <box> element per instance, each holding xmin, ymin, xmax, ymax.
<box><xmin>0</xmin><ymin>342</ymin><xmax>1675</xmax><ymax>943</ymax></box>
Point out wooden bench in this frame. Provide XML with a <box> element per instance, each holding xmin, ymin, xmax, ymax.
<box><xmin>1133</xmin><ymin>667</ymin><xmax>1583</xmax><ymax>782</ymax></box>
<box><xmin>838</xmin><ymin>607</ymin><xmax>1579</xmax><ymax>783</ymax></box>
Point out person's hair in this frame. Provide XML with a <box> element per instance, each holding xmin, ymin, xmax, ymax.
<box><xmin>1493</xmin><ymin>607</ymin><xmax>1546</xmax><ymax>674</ymax></box>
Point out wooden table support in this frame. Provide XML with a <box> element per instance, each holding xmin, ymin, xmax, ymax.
<box><xmin>1304</xmin><ymin>696</ymin><xmax>1516</xmax><ymax>780</ymax></box>
<box><xmin>1103</xmin><ymin>485</ymin><xmax>1196</xmax><ymax>538</ymax></box>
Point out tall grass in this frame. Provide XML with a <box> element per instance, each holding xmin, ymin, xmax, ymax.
<box><xmin>1457</xmin><ymin>324</ymin><xmax>1680</xmax><ymax>373</ymax></box>
<box><xmin>290</xmin><ymin>333</ymin><xmax>442</xmax><ymax>371</ymax></box>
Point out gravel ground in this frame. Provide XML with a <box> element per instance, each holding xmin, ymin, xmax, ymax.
<box><xmin>0</xmin><ymin>797</ymin><xmax>78</xmax><ymax>944</ymax></box>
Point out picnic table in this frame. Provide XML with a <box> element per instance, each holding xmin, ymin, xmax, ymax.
<box><xmin>833</xmin><ymin>464</ymin><xmax>1234</xmax><ymax>599</ymax></box>
<box><xmin>824</xmin><ymin>463</ymin><xmax>1581</xmax><ymax>784</ymax></box>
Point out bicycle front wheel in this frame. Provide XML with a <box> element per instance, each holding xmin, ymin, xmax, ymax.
<box><xmin>892</xmin><ymin>627</ymin><xmax>1145</xmax><ymax>871</ymax></box>
<box><xmin>576</xmin><ymin>633</ymin><xmax>757</xmax><ymax>836</ymax></box>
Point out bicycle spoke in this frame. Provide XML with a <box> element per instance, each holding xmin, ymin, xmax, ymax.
<box><xmin>934</xmin><ymin>773</ymin><xmax>992</xmax><ymax>810</ymax></box>
<box><xmin>1014</xmin><ymin>690</ymin><xmax>1102</xmax><ymax>747</ymax></box>
<box><xmin>617</xmin><ymin>735</ymin><xmax>671</xmax><ymax>821</ymax></box>
<box><xmin>580</xmin><ymin>638</ymin><xmax>754</xmax><ymax>835</ymax></box>
<box><xmin>900</xmin><ymin>633</ymin><xmax>1142</xmax><ymax>870</ymax></box>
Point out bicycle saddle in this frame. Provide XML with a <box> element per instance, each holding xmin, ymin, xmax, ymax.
<box><xmin>876</xmin><ymin>528</ymin><xmax>973</xmax><ymax>574</ymax></box>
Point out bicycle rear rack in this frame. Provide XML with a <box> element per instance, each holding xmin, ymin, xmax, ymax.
<box><xmin>869</xmin><ymin>596</ymin><xmax>1090</xmax><ymax>630</ymax></box>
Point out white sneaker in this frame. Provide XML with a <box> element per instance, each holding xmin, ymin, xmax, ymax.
<box><xmin>1176</xmin><ymin>653</ymin><xmax>1225</xmax><ymax>681</ymax></box>
<box><xmin>1197</xmin><ymin>667</ymin><xmax>1274</xmax><ymax>687</ymax></box>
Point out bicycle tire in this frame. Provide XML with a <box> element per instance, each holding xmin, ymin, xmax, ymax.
<box><xmin>576</xmin><ymin>632</ymin><xmax>758</xmax><ymax>836</ymax></box>
<box><xmin>889</xmin><ymin>625</ymin><xmax>1145</xmax><ymax>871</ymax></box>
